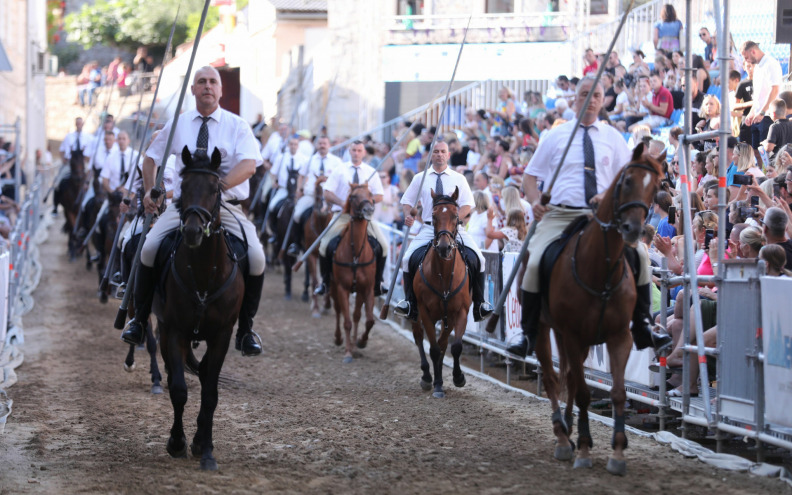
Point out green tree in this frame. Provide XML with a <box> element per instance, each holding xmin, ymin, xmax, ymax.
<box><xmin>65</xmin><ymin>0</ymin><xmax>219</xmax><ymax>52</ymax></box>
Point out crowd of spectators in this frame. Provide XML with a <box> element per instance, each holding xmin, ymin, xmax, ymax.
<box><xmin>73</xmin><ymin>47</ymin><xmax>158</xmax><ymax>107</ymax></box>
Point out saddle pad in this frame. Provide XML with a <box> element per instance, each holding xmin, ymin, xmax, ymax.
<box><xmin>539</xmin><ymin>214</ymin><xmax>590</xmax><ymax>296</ymax></box>
<box><xmin>408</xmin><ymin>244</ymin><xmax>431</xmax><ymax>273</ymax></box>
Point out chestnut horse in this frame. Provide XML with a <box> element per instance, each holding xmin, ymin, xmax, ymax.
<box><xmin>330</xmin><ymin>184</ymin><xmax>376</xmax><ymax>363</ymax></box>
<box><xmin>412</xmin><ymin>187</ymin><xmax>471</xmax><ymax>398</ymax></box>
<box><xmin>304</xmin><ymin>176</ymin><xmax>331</xmax><ymax>317</ymax></box>
<box><xmin>535</xmin><ymin>143</ymin><xmax>662</xmax><ymax>475</ymax></box>
<box><xmin>152</xmin><ymin>147</ymin><xmax>244</xmax><ymax>471</ymax></box>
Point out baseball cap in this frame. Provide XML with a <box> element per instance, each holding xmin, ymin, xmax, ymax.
<box><xmin>296</xmin><ymin>129</ymin><xmax>311</xmax><ymax>139</ymax></box>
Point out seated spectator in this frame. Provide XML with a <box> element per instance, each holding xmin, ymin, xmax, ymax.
<box><xmin>553</xmin><ymin>75</ymin><xmax>575</xmax><ymax>102</ymax></box>
<box><xmin>762</xmin><ymin>207</ymin><xmax>792</xmax><ymax>269</ymax></box>
<box><xmin>466</xmin><ymin>137</ymin><xmax>482</xmax><ymax>169</ymax></box>
<box><xmin>693</xmin><ymin>95</ymin><xmax>721</xmax><ymax>151</ymax></box>
<box><xmin>473</xmin><ymin>171</ymin><xmax>490</xmax><ymax>199</ymax></box>
<box><xmin>627</xmin><ymin>73</ymin><xmax>674</xmax><ymax>132</ymax></box>
<box><xmin>602</xmin><ymin>72</ymin><xmax>617</xmax><ymax>112</ymax></box>
<box><xmin>499</xmin><ymin>184</ymin><xmax>533</xmax><ymax>225</ymax></box>
<box><xmin>764</xmin><ymin>99</ymin><xmax>792</xmax><ymax>157</ymax></box>
<box><xmin>734</xmin><ymin>142</ymin><xmax>765</xmax><ymax>179</ymax></box>
<box><xmin>447</xmin><ymin>137</ymin><xmax>469</xmax><ymax>171</ymax></box>
<box><xmin>654</xmin><ymin>190</ymin><xmax>676</xmax><ymax>237</ymax></box>
<box><xmin>759</xmin><ymin>243</ymin><xmax>792</xmax><ymax>276</ymax></box>
<box><xmin>583</xmin><ymin>48</ymin><xmax>599</xmax><ymax>75</ymax></box>
<box><xmin>553</xmin><ymin>98</ymin><xmax>575</xmax><ymax>122</ymax></box>
<box><xmin>628</xmin><ymin>50</ymin><xmax>651</xmax><ymax>78</ymax></box>
<box><xmin>489</xmin><ymin>87</ymin><xmax>516</xmax><ymax>137</ymax></box>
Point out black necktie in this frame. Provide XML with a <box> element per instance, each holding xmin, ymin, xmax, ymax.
<box><xmin>75</xmin><ymin>133</ymin><xmax>81</xmax><ymax>152</ymax></box>
<box><xmin>319</xmin><ymin>157</ymin><xmax>325</xmax><ymax>175</ymax></box>
<box><xmin>353</xmin><ymin>166</ymin><xmax>359</xmax><ymax>184</ymax></box>
<box><xmin>197</xmin><ymin>116</ymin><xmax>210</xmax><ymax>150</ymax></box>
<box><xmin>583</xmin><ymin>126</ymin><xmax>597</xmax><ymax>204</ymax></box>
<box><xmin>434</xmin><ymin>171</ymin><xmax>444</xmax><ymax>195</ymax></box>
<box><xmin>120</xmin><ymin>151</ymin><xmax>126</xmax><ymax>181</ymax></box>
<box><xmin>290</xmin><ymin>157</ymin><xmax>294</xmax><ymax>171</ymax></box>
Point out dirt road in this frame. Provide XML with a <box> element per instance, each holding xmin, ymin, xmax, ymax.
<box><xmin>0</xmin><ymin>226</ymin><xmax>785</xmax><ymax>494</ymax></box>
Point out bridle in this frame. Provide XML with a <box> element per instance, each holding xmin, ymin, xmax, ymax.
<box><xmin>348</xmin><ymin>186</ymin><xmax>373</xmax><ymax>220</ymax></box>
<box><xmin>591</xmin><ymin>161</ymin><xmax>658</xmax><ymax>232</ymax></box>
<box><xmin>178</xmin><ymin>168</ymin><xmax>222</xmax><ymax>239</ymax></box>
<box><xmin>430</xmin><ymin>197</ymin><xmax>460</xmax><ymax>260</ymax></box>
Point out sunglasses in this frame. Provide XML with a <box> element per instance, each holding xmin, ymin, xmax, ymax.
<box><xmin>699</xmin><ymin>32</ymin><xmax>707</xmax><ymax>38</ymax></box>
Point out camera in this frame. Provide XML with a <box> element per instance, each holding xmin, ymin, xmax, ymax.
<box><xmin>732</xmin><ymin>174</ymin><xmax>753</xmax><ymax>186</ymax></box>
<box><xmin>704</xmin><ymin>229</ymin><xmax>714</xmax><ymax>250</ymax></box>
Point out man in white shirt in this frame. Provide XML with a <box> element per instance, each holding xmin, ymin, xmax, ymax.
<box><xmin>296</xmin><ymin>129</ymin><xmax>315</xmax><ymax>158</ymax></box>
<box><xmin>101</xmin><ymin>131</ymin><xmax>137</xmax><ymax>194</ymax></box>
<box><xmin>393</xmin><ymin>141</ymin><xmax>494</xmax><ymax>322</ymax></box>
<box><xmin>59</xmin><ymin>117</ymin><xmax>93</xmax><ymax>163</ymax></box>
<box><xmin>741</xmin><ymin>40</ymin><xmax>782</xmax><ymax>149</ymax></box>
<box><xmin>314</xmin><ymin>141</ymin><xmax>389</xmax><ymax>296</ymax></box>
<box><xmin>266</xmin><ymin>136</ymin><xmax>307</xmax><ymax>242</ymax></box>
<box><xmin>81</xmin><ymin>130</ymin><xmax>117</xmax><ymax>212</ymax></box>
<box><xmin>286</xmin><ymin>135</ymin><xmax>341</xmax><ymax>257</ymax></box>
<box><xmin>509</xmin><ymin>76</ymin><xmax>671</xmax><ymax>358</ymax></box>
<box><xmin>121</xmin><ymin>66</ymin><xmax>266</xmax><ymax>357</ymax></box>
<box><xmin>261</xmin><ymin>123</ymin><xmax>289</xmax><ymax>167</ymax></box>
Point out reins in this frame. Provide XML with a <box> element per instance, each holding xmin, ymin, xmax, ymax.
<box><xmin>332</xmin><ymin>187</ymin><xmax>375</xmax><ymax>294</ymax></box>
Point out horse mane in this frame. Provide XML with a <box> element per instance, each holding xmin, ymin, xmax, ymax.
<box><xmin>343</xmin><ymin>183</ymin><xmax>370</xmax><ymax>214</ymax></box>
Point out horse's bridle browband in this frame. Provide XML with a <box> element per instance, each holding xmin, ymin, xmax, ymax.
<box><xmin>179</xmin><ymin>168</ymin><xmax>222</xmax><ymax>238</ymax></box>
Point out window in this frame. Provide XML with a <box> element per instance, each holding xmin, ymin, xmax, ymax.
<box><xmin>486</xmin><ymin>0</ymin><xmax>514</xmax><ymax>13</ymax></box>
<box><xmin>397</xmin><ymin>0</ymin><xmax>423</xmax><ymax>15</ymax></box>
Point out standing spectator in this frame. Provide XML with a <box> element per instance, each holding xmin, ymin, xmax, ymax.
<box><xmin>76</xmin><ymin>64</ymin><xmax>91</xmax><ymax>106</ymax></box>
<box><xmin>733</xmin><ymin>60</ymin><xmax>755</xmax><ymax>142</ymax></box>
<box><xmin>87</xmin><ymin>61</ymin><xmax>102</xmax><ymax>105</ymax></box>
<box><xmin>582</xmin><ymin>48</ymin><xmax>598</xmax><ymax>76</ymax></box>
<box><xmin>699</xmin><ymin>27</ymin><xmax>716</xmax><ymax>68</ymax></box>
<box><xmin>117</xmin><ymin>63</ymin><xmax>132</xmax><ymax>96</ymax></box>
<box><xmin>764</xmin><ymin>99</ymin><xmax>792</xmax><ymax>156</ymax></box>
<box><xmin>741</xmin><ymin>41</ymin><xmax>782</xmax><ymax>150</ymax></box>
<box><xmin>654</xmin><ymin>4</ymin><xmax>683</xmax><ymax>52</ymax></box>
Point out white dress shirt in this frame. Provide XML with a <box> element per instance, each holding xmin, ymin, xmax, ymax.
<box><xmin>526</xmin><ymin>120</ymin><xmax>631</xmax><ymax>208</ymax></box>
<box><xmin>145</xmin><ymin>107</ymin><xmax>263</xmax><ymax>201</ymax></box>
<box><xmin>299</xmin><ymin>152</ymin><xmax>342</xmax><ymax>197</ymax></box>
<box><xmin>751</xmin><ymin>53</ymin><xmax>782</xmax><ymax>116</ymax></box>
<box><xmin>271</xmin><ymin>151</ymin><xmax>307</xmax><ymax>191</ymax></box>
<box><xmin>92</xmin><ymin>143</ymin><xmax>118</xmax><ymax>172</ymax></box>
<box><xmin>400</xmin><ymin>166</ymin><xmax>475</xmax><ymax>223</ymax></box>
<box><xmin>261</xmin><ymin>132</ymin><xmax>286</xmax><ymax>163</ymax></box>
<box><xmin>297</xmin><ymin>140</ymin><xmax>314</xmax><ymax>159</ymax></box>
<box><xmin>60</xmin><ymin>130</ymin><xmax>94</xmax><ymax>160</ymax></box>
<box><xmin>101</xmin><ymin>147</ymin><xmax>138</xmax><ymax>191</ymax></box>
<box><xmin>324</xmin><ymin>161</ymin><xmax>383</xmax><ymax>212</ymax></box>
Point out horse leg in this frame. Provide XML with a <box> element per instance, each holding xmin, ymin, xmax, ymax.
<box><xmin>451</xmin><ymin>310</ymin><xmax>467</xmax><ymax>388</ymax></box>
<box><xmin>124</xmin><ymin>344</ymin><xmax>136</xmax><ymax>372</ymax></box>
<box><xmin>332</xmin><ymin>288</ymin><xmax>343</xmax><ymax>346</ymax></box>
<box><xmin>191</xmin><ymin>334</ymin><xmax>230</xmax><ymax>471</ymax></box>
<box><xmin>570</xmin><ymin>345</ymin><xmax>593</xmax><ymax>469</ymax></box>
<box><xmin>340</xmin><ymin>290</ymin><xmax>354</xmax><ymax>363</ymax></box>
<box><xmin>309</xmin><ymin>256</ymin><xmax>321</xmax><ymax>318</ymax></box>
<box><xmin>356</xmin><ymin>290</ymin><xmax>375</xmax><ymax>349</ymax></box>
<box><xmin>283</xmin><ymin>254</ymin><xmax>293</xmax><ymax>300</ymax></box>
<box><xmin>351</xmin><ymin>292</ymin><xmax>363</xmax><ymax>351</ymax></box>
<box><xmin>146</xmin><ymin>322</ymin><xmax>163</xmax><ymax>395</ymax></box>
<box><xmin>606</xmin><ymin>333</ymin><xmax>632</xmax><ymax>476</ymax></box>
<box><xmin>412</xmin><ymin>321</ymin><xmax>432</xmax><ymax>391</ymax></box>
<box><xmin>536</xmin><ymin>324</ymin><xmax>573</xmax><ymax>460</ymax></box>
<box><xmin>420</xmin><ymin>311</ymin><xmax>445</xmax><ymax>398</ymax></box>
<box><xmin>302</xmin><ymin>262</ymin><xmax>310</xmax><ymax>302</ymax></box>
<box><xmin>162</xmin><ymin>333</ymin><xmax>188</xmax><ymax>459</ymax></box>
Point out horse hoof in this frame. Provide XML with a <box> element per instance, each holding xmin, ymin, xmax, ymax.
<box><xmin>200</xmin><ymin>457</ymin><xmax>218</xmax><ymax>471</ymax></box>
<box><xmin>606</xmin><ymin>458</ymin><xmax>627</xmax><ymax>476</ymax></box>
<box><xmin>453</xmin><ymin>375</ymin><xmax>466</xmax><ymax>388</ymax></box>
<box><xmin>342</xmin><ymin>356</ymin><xmax>353</xmax><ymax>364</ymax></box>
<box><xmin>301</xmin><ymin>292</ymin><xmax>309</xmax><ymax>302</ymax></box>
<box><xmin>123</xmin><ymin>362</ymin><xmax>136</xmax><ymax>372</ymax></box>
<box><xmin>420</xmin><ymin>380</ymin><xmax>432</xmax><ymax>391</ymax></box>
<box><xmin>356</xmin><ymin>339</ymin><xmax>367</xmax><ymax>349</ymax></box>
<box><xmin>432</xmin><ymin>391</ymin><xmax>446</xmax><ymax>399</ymax></box>
<box><xmin>166</xmin><ymin>436</ymin><xmax>188</xmax><ymax>458</ymax></box>
<box><xmin>312</xmin><ymin>311</ymin><xmax>321</xmax><ymax>319</ymax></box>
<box><xmin>190</xmin><ymin>442</ymin><xmax>202</xmax><ymax>457</ymax></box>
<box><xmin>334</xmin><ymin>338</ymin><xmax>343</xmax><ymax>347</ymax></box>
<box><xmin>99</xmin><ymin>292</ymin><xmax>108</xmax><ymax>304</ymax></box>
<box><xmin>573</xmin><ymin>457</ymin><xmax>593</xmax><ymax>469</ymax></box>
<box><xmin>554</xmin><ymin>444</ymin><xmax>575</xmax><ymax>461</ymax></box>
<box><xmin>284</xmin><ymin>293</ymin><xmax>292</xmax><ymax>301</ymax></box>
<box><xmin>151</xmin><ymin>384</ymin><xmax>163</xmax><ymax>395</ymax></box>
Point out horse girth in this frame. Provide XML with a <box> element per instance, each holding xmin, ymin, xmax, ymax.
<box><xmin>418</xmin><ymin>247</ymin><xmax>468</xmax><ymax>334</ymax></box>
<box><xmin>332</xmin><ymin>219</ymin><xmax>374</xmax><ymax>294</ymax></box>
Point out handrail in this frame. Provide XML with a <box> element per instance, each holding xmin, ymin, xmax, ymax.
<box><xmin>390</xmin><ymin>12</ymin><xmax>571</xmax><ymax>27</ymax></box>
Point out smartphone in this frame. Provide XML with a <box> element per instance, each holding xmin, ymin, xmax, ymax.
<box><xmin>740</xmin><ymin>206</ymin><xmax>758</xmax><ymax>218</ymax></box>
<box><xmin>733</xmin><ymin>174</ymin><xmax>753</xmax><ymax>186</ymax></box>
<box><xmin>704</xmin><ymin>229</ymin><xmax>714</xmax><ymax>250</ymax></box>
<box><xmin>751</xmin><ymin>195</ymin><xmax>760</xmax><ymax>207</ymax></box>
<box><xmin>667</xmin><ymin>206</ymin><xmax>676</xmax><ymax>224</ymax></box>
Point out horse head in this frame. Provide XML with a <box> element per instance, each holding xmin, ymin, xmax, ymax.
<box><xmin>69</xmin><ymin>148</ymin><xmax>85</xmax><ymax>177</ymax></box>
<box><xmin>344</xmin><ymin>183</ymin><xmax>374</xmax><ymax>220</ymax></box>
<box><xmin>178</xmin><ymin>146</ymin><xmax>222</xmax><ymax>249</ymax></box>
<box><xmin>609</xmin><ymin>142</ymin><xmax>663</xmax><ymax>244</ymax></box>
<box><xmin>430</xmin><ymin>186</ymin><xmax>460</xmax><ymax>260</ymax></box>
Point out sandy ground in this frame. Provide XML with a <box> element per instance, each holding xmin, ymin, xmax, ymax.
<box><xmin>0</xmin><ymin>225</ymin><xmax>787</xmax><ymax>495</ymax></box>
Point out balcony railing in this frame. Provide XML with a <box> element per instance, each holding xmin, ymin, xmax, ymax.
<box><xmin>385</xmin><ymin>12</ymin><xmax>574</xmax><ymax>45</ymax></box>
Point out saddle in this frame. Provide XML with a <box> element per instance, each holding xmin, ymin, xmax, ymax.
<box><xmin>409</xmin><ymin>242</ymin><xmax>478</xmax><ymax>293</ymax></box>
<box><xmin>539</xmin><ymin>214</ymin><xmax>590</xmax><ymax>296</ymax></box>
<box><xmin>153</xmin><ymin>230</ymin><xmax>249</xmax><ymax>302</ymax></box>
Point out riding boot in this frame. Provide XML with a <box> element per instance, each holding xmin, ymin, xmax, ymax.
<box><xmin>393</xmin><ymin>269</ymin><xmax>418</xmax><ymax>321</ymax></box>
<box><xmin>507</xmin><ymin>290</ymin><xmax>541</xmax><ymax>357</ymax></box>
<box><xmin>120</xmin><ymin>264</ymin><xmax>157</xmax><ymax>346</ymax></box>
<box><xmin>235</xmin><ymin>273</ymin><xmax>264</xmax><ymax>356</ymax></box>
<box><xmin>372</xmin><ymin>241</ymin><xmax>388</xmax><ymax>296</ymax></box>
<box><xmin>631</xmin><ymin>283</ymin><xmax>673</xmax><ymax>354</ymax></box>
<box><xmin>286</xmin><ymin>219</ymin><xmax>303</xmax><ymax>258</ymax></box>
<box><xmin>314</xmin><ymin>254</ymin><xmax>332</xmax><ymax>296</ymax></box>
<box><xmin>471</xmin><ymin>270</ymin><xmax>494</xmax><ymax>322</ymax></box>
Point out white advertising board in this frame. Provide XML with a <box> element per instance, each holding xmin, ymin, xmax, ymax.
<box><xmin>761</xmin><ymin>276</ymin><xmax>792</xmax><ymax>428</ymax></box>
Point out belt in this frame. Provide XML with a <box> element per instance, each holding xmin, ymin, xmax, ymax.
<box><xmin>551</xmin><ymin>203</ymin><xmax>587</xmax><ymax>210</ymax></box>
<box><xmin>226</xmin><ymin>199</ymin><xmax>241</xmax><ymax>206</ymax></box>
<box><xmin>424</xmin><ymin>221</ymin><xmax>431</xmax><ymax>226</ymax></box>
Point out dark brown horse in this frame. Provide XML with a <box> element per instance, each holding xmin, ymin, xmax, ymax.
<box><xmin>535</xmin><ymin>143</ymin><xmax>662</xmax><ymax>475</ymax></box>
<box><xmin>412</xmin><ymin>188</ymin><xmax>471</xmax><ymax>398</ymax></box>
<box><xmin>55</xmin><ymin>149</ymin><xmax>86</xmax><ymax>260</ymax></box>
<box><xmin>94</xmin><ymin>191</ymin><xmax>123</xmax><ymax>302</ymax></box>
<box><xmin>304</xmin><ymin>176</ymin><xmax>331</xmax><ymax>318</ymax></box>
<box><xmin>330</xmin><ymin>184</ymin><xmax>376</xmax><ymax>363</ymax></box>
<box><xmin>152</xmin><ymin>147</ymin><xmax>244</xmax><ymax>471</ymax></box>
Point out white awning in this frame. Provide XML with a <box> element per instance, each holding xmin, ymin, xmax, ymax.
<box><xmin>0</xmin><ymin>39</ymin><xmax>11</xmax><ymax>72</ymax></box>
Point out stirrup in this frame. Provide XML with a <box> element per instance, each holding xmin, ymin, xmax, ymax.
<box><xmin>286</xmin><ymin>243</ymin><xmax>300</xmax><ymax>257</ymax></box>
<box><xmin>314</xmin><ymin>283</ymin><xmax>327</xmax><ymax>296</ymax></box>
<box><xmin>393</xmin><ymin>299</ymin><xmax>411</xmax><ymax>317</ymax></box>
<box><xmin>474</xmin><ymin>301</ymin><xmax>494</xmax><ymax>322</ymax></box>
